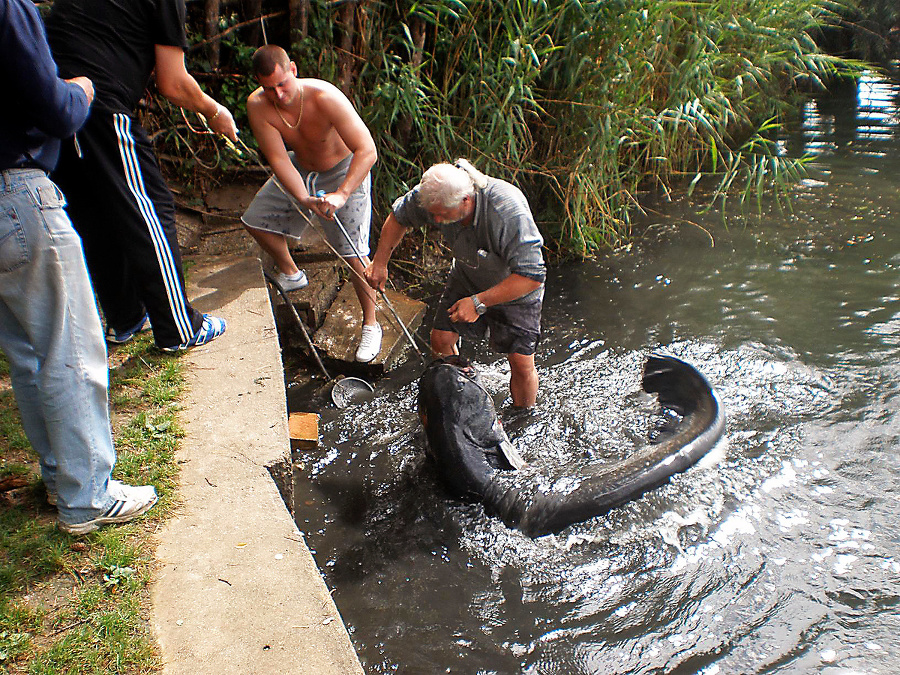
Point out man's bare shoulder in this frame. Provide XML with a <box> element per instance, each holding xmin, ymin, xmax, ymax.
<box><xmin>247</xmin><ymin>86</ymin><xmax>270</xmax><ymax>110</ymax></box>
<box><xmin>301</xmin><ymin>78</ymin><xmax>349</xmax><ymax>104</ymax></box>
<box><xmin>247</xmin><ymin>86</ymin><xmax>277</xmax><ymax>125</ymax></box>
<box><xmin>299</xmin><ymin>77</ymin><xmax>335</xmax><ymax>92</ymax></box>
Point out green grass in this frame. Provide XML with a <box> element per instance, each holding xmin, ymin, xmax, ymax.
<box><xmin>0</xmin><ymin>332</ymin><xmax>185</xmax><ymax>674</ymax></box>
<box><xmin>0</xmin><ymin>391</ymin><xmax>29</xmax><ymax>457</ymax></box>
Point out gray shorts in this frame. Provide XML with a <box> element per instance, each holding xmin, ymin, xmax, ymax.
<box><xmin>241</xmin><ymin>153</ymin><xmax>372</xmax><ymax>258</ymax></box>
<box><xmin>434</xmin><ymin>275</ymin><xmax>542</xmax><ymax>356</ymax></box>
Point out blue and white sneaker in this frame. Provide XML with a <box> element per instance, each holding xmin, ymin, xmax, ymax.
<box><xmin>58</xmin><ymin>482</ymin><xmax>158</xmax><ymax>535</ymax></box>
<box><xmin>105</xmin><ymin>314</ymin><xmax>150</xmax><ymax>345</ymax></box>
<box><xmin>160</xmin><ymin>314</ymin><xmax>227</xmax><ymax>352</ymax></box>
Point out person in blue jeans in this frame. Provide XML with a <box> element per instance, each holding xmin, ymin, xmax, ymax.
<box><xmin>0</xmin><ymin>0</ymin><xmax>157</xmax><ymax>534</ymax></box>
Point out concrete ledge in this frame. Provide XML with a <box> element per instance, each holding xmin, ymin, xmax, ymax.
<box><xmin>150</xmin><ymin>255</ymin><xmax>363</xmax><ymax>675</ymax></box>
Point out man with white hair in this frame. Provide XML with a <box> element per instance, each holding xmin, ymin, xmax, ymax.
<box><xmin>365</xmin><ymin>159</ymin><xmax>545</xmax><ymax>407</ymax></box>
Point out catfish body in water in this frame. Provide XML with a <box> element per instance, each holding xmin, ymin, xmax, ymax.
<box><xmin>417</xmin><ymin>354</ymin><xmax>725</xmax><ymax>538</ymax></box>
<box><xmin>416</xmin><ymin>357</ymin><xmax>525</xmax><ymax>502</ymax></box>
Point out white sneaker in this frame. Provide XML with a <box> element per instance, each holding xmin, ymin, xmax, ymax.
<box><xmin>356</xmin><ymin>323</ymin><xmax>382</xmax><ymax>363</ymax></box>
<box><xmin>46</xmin><ymin>479</ymin><xmax>143</xmax><ymax>507</ymax></box>
<box><xmin>275</xmin><ymin>270</ymin><xmax>309</xmax><ymax>291</ymax></box>
<box><xmin>58</xmin><ymin>483</ymin><xmax>158</xmax><ymax>535</ymax></box>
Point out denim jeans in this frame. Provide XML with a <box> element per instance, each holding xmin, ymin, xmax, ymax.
<box><xmin>0</xmin><ymin>168</ymin><xmax>116</xmax><ymax>525</ymax></box>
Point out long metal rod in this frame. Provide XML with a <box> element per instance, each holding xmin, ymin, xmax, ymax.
<box><xmin>306</xmin><ymin>173</ymin><xmax>427</xmax><ymax>365</ymax></box>
<box><xmin>235</xmin><ymin>137</ymin><xmax>429</xmax><ymax>364</ymax></box>
<box><xmin>263</xmin><ymin>270</ymin><xmax>331</xmax><ymax>380</ymax></box>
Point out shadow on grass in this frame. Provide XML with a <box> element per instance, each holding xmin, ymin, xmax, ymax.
<box><xmin>0</xmin><ymin>333</ymin><xmax>183</xmax><ymax>672</ymax></box>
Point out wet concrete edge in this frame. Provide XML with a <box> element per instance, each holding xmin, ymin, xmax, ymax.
<box><xmin>149</xmin><ymin>254</ymin><xmax>364</xmax><ymax>675</ymax></box>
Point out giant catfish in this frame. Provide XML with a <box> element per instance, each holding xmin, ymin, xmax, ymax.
<box><xmin>417</xmin><ymin>354</ymin><xmax>725</xmax><ymax>538</ymax></box>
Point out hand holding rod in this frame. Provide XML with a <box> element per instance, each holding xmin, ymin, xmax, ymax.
<box><xmin>310</xmin><ymin>183</ymin><xmax>427</xmax><ymax>365</ymax></box>
<box><xmin>233</xmin><ymin>136</ymin><xmax>429</xmax><ymax>364</ymax></box>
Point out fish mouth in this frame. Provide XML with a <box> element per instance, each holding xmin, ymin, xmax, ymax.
<box><xmin>432</xmin><ymin>354</ymin><xmax>475</xmax><ymax>375</ymax></box>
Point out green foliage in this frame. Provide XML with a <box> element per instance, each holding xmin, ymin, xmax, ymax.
<box><xmin>169</xmin><ymin>0</ymin><xmax>863</xmax><ymax>255</ymax></box>
<box><xmin>0</xmin><ymin>606</ymin><xmax>41</xmax><ymax>666</ymax></box>
<box><xmin>28</xmin><ymin>592</ymin><xmax>158</xmax><ymax>674</ymax></box>
<box><xmin>200</xmin><ymin>19</ymin><xmax>260</xmax><ymax>131</ymax></box>
<box><xmin>0</xmin><ymin>510</ymin><xmax>69</xmax><ymax>594</ymax></box>
<box><xmin>0</xmin><ymin>335</ymin><xmax>180</xmax><ymax>672</ymax></box>
<box><xmin>101</xmin><ymin>564</ymin><xmax>138</xmax><ymax>591</ymax></box>
<box><xmin>349</xmin><ymin>0</ymin><xmax>857</xmax><ymax>255</ymax></box>
<box><xmin>0</xmin><ymin>630</ymin><xmax>31</xmax><ymax>665</ymax></box>
<box><xmin>146</xmin><ymin>15</ymin><xmax>261</xmax><ymax>180</ymax></box>
<box><xmin>0</xmin><ymin>385</ymin><xmax>29</xmax><ymax>454</ymax></box>
<box><xmin>815</xmin><ymin>0</ymin><xmax>900</xmax><ymax>63</ymax></box>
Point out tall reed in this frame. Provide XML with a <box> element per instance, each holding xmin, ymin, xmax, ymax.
<box><xmin>169</xmin><ymin>0</ymin><xmax>855</xmax><ymax>255</ymax></box>
<box><xmin>316</xmin><ymin>0</ymin><xmax>855</xmax><ymax>255</ymax></box>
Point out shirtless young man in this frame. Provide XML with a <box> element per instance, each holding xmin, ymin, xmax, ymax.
<box><xmin>242</xmin><ymin>45</ymin><xmax>381</xmax><ymax>362</ymax></box>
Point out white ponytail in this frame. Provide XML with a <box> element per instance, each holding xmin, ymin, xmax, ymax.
<box><xmin>418</xmin><ymin>158</ymin><xmax>488</xmax><ymax>209</ymax></box>
<box><xmin>453</xmin><ymin>158</ymin><xmax>488</xmax><ymax>189</ymax></box>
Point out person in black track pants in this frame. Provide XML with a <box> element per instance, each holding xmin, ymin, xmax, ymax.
<box><xmin>46</xmin><ymin>0</ymin><xmax>237</xmax><ymax>351</ymax></box>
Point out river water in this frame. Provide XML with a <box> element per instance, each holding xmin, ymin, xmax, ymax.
<box><xmin>290</xmin><ymin>72</ymin><xmax>900</xmax><ymax>674</ymax></box>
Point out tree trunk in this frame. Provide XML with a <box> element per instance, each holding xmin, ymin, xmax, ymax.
<box><xmin>246</xmin><ymin>0</ymin><xmax>263</xmax><ymax>45</ymax></box>
<box><xmin>204</xmin><ymin>0</ymin><xmax>221</xmax><ymax>69</ymax></box>
<box><xmin>338</xmin><ymin>3</ymin><xmax>355</xmax><ymax>93</ymax></box>
<box><xmin>397</xmin><ymin>17</ymin><xmax>426</xmax><ymax>149</ymax></box>
<box><xmin>289</xmin><ymin>0</ymin><xmax>309</xmax><ymax>41</ymax></box>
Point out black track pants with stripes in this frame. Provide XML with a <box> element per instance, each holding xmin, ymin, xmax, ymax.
<box><xmin>53</xmin><ymin>112</ymin><xmax>202</xmax><ymax>348</ymax></box>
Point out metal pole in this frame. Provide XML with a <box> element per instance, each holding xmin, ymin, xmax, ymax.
<box><xmin>307</xmin><ymin>174</ymin><xmax>427</xmax><ymax>365</ymax></box>
<box><xmin>235</xmin><ymin>137</ymin><xmax>430</xmax><ymax>363</ymax></box>
<box><xmin>263</xmin><ymin>270</ymin><xmax>331</xmax><ymax>380</ymax></box>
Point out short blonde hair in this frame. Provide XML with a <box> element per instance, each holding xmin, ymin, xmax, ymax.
<box><xmin>417</xmin><ymin>159</ymin><xmax>487</xmax><ymax>209</ymax></box>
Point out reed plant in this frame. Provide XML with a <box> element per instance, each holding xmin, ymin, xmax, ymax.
<box><xmin>814</xmin><ymin>0</ymin><xmax>900</xmax><ymax>63</ymax></box>
<box><xmin>167</xmin><ymin>0</ymin><xmax>860</xmax><ymax>256</ymax></box>
<box><xmin>306</xmin><ymin>0</ymin><xmax>858</xmax><ymax>255</ymax></box>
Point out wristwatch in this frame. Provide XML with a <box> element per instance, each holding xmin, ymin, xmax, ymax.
<box><xmin>471</xmin><ymin>295</ymin><xmax>487</xmax><ymax>315</ymax></box>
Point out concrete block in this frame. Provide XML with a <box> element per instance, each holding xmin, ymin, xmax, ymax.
<box><xmin>288</xmin><ymin>412</ymin><xmax>319</xmax><ymax>450</ymax></box>
<box><xmin>313</xmin><ymin>282</ymin><xmax>427</xmax><ymax>375</ymax></box>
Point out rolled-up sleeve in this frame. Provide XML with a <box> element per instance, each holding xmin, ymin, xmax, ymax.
<box><xmin>488</xmin><ymin>183</ymin><xmax>546</xmax><ymax>283</ymax></box>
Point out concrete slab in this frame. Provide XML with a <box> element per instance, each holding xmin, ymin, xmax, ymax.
<box><xmin>150</xmin><ymin>254</ymin><xmax>363</xmax><ymax>675</ymax></box>
<box><xmin>314</xmin><ymin>282</ymin><xmax>427</xmax><ymax>375</ymax></box>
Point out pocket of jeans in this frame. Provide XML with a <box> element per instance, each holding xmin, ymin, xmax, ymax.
<box><xmin>0</xmin><ymin>205</ymin><xmax>29</xmax><ymax>273</ymax></box>
<box><xmin>34</xmin><ymin>182</ymin><xmax>66</xmax><ymax>210</ymax></box>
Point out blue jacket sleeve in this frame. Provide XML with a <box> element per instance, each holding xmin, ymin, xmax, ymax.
<box><xmin>1</xmin><ymin>0</ymin><xmax>89</xmax><ymax>139</ymax></box>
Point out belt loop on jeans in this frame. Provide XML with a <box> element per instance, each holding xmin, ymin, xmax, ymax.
<box><xmin>0</xmin><ymin>167</ymin><xmax>46</xmax><ymax>192</ymax></box>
